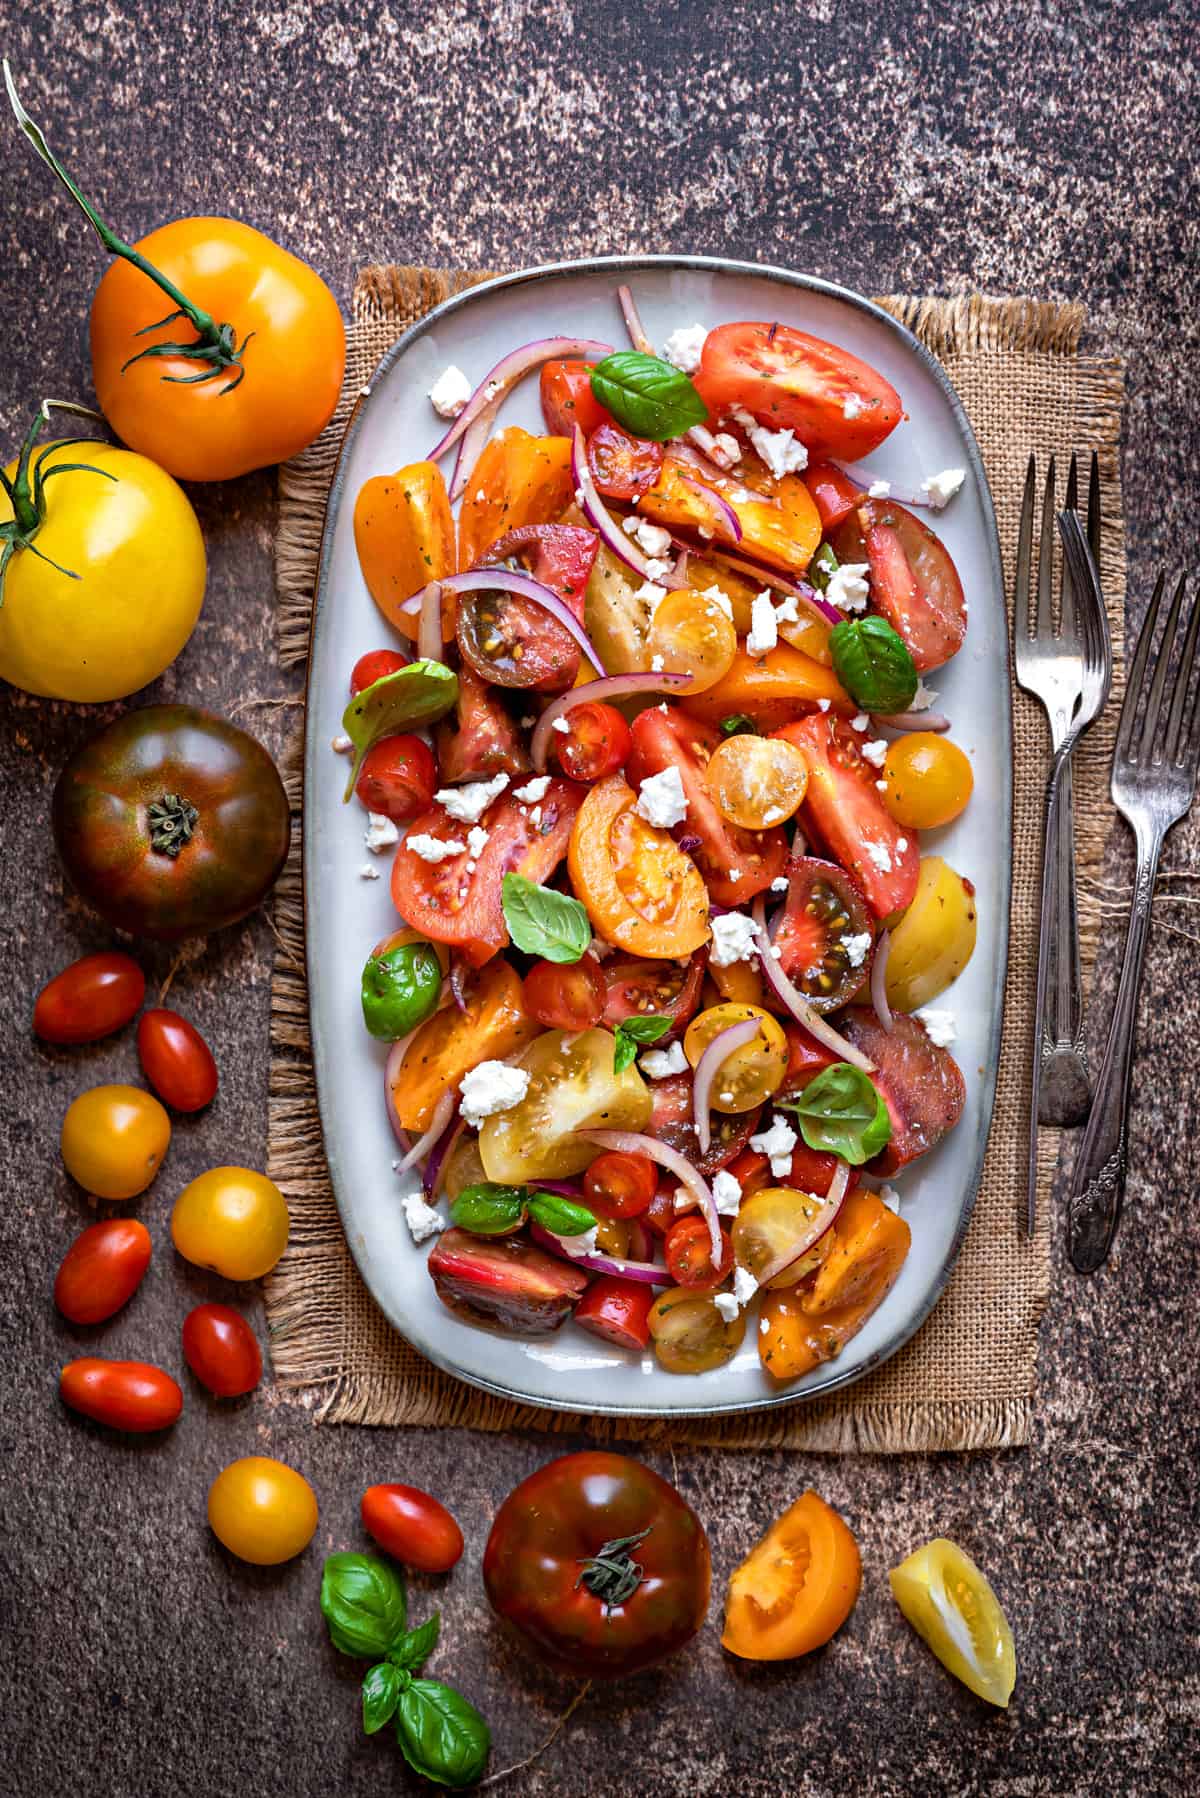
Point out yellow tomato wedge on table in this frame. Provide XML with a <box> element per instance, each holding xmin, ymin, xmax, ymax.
<box><xmin>889</xmin><ymin>1538</ymin><xmax>1017</xmax><ymax>1708</ymax></box>
<box><xmin>353</xmin><ymin>460</ymin><xmax>455</xmax><ymax>640</ymax></box>
<box><xmin>722</xmin><ymin>1489</ymin><xmax>861</xmax><ymax>1660</ymax></box>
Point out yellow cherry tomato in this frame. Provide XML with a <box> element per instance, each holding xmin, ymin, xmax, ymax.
<box><xmin>889</xmin><ymin>1538</ymin><xmax>1016</xmax><ymax>1707</ymax></box>
<box><xmin>644</xmin><ymin>587</ymin><xmax>737</xmax><ymax>692</ymax></box>
<box><xmin>648</xmin><ymin>1286</ymin><xmax>745</xmax><ymax>1374</ymax></box>
<box><xmin>886</xmin><ymin>856</ymin><xmax>978</xmax><ymax>1012</ymax></box>
<box><xmin>882</xmin><ymin>733</ymin><xmax>974</xmax><ymax>830</ymax></box>
<box><xmin>60</xmin><ymin>1084</ymin><xmax>170</xmax><ymax>1200</ymax></box>
<box><xmin>705</xmin><ymin>734</ymin><xmax>809</xmax><ymax>830</ymax></box>
<box><xmin>207</xmin><ymin>1456</ymin><xmax>318</xmax><ymax>1566</ymax></box>
<box><xmin>171</xmin><ymin>1166</ymin><xmax>290</xmax><ymax>1281</ymax></box>
<box><xmin>0</xmin><ymin>428</ymin><xmax>205</xmax><ymax>702</ymax></box>
<box><xmin>683</xmin><ymin>1002</ymin><xmax>787</xmax><ymax>1112</ymax></box>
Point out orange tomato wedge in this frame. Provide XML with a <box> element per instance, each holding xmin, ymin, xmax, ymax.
<box><xmin>722</xmin><ymin>1489</ymin><xmax>861</xmax><ymax>1660</ymax></box>
<box><xmin>389</xmin><ymin>959</ymin><xmax>537</xmax><ymax>1133</ymax></box>
<box><xmin>639</xmin><ymin>460</ymin><xmax>822</xmax><ymax>576</ymax></box>
<box><xmin>568</xmin><ymin>775</ymin><xmax>710</xmax><ymax>959</ymax></box>
<box><xmin>681</xmin><ymin>641</ymin><xmax>851</xmax><ymax>733</ymax></box>
<box><xmin>353</xmin><ymin>460</ymin><xmax>455</xmax><ymax>641</ymax></box>
<box><xmin>457</xmin><ymin>428</ymin><xmax>573</xmax><ymax>569</ymax></box>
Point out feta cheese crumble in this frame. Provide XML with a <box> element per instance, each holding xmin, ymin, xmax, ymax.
<box><xmin>551</xmin><ymin>716</ymin><xmax>571</xmax><ymax>734</ymax></box>
<box><xmin>911</xmin><ymin>679</ymin><xmax>939</xmax><ymax>711</ymax></box>
<box><xmin>402</xmin><ymin>1192</ymin><xmax>446</xmax><ymax>1245</ymax></box>
<box><xmin>867</xmin><ymin>479</ymin><xmax>891</xmax><ymax>498</ymax></box>
<box><xmin>861</xmin><ymin>738</ymin><xmax>889</xmax><ymax>768</ymax></box>
<box><xmin>633</xmin><ymin>580</ymin><xmax>668</xmax><ymax>613</ymax></box>
<box><xmin>732</xmin><ymin>406</ymin><xmax>808</xmax><ymax>478</ymax></box>
<box><xmin>459</xmin><ymin>1061</ymin><xmax>531</xmax><ymax>1128</ymax></box>
<box><xmin>650</xmin><ymin>653</ymin><xmax>666</xmax><ymax>672</ymax></box>
<box><xmin>826</xmin><ymin>564</ymin><xmax>871</xmax><ymax>613</ymax></box>
<box><xmin>851</xmin><ymin>713</ymin><xmax>870</xmax><ymax>732</ymax></box>
<box><xmin>701</xmin><ymin>584</ymin><xmax>734</xmax><ymax>619</ymax></box>
<box><xmin>662</xmin><ymin>323</ymin><xmax>708</xmax><ymax>373</ymax></box>
<box><xmin>712</xmin><ymin>1169</ymin><xmax>743</xmax><ymax>1216</ymax></box>
<box><xmin>331</xmin><ymin>733</ymin><xmax>353</xmax><ymax>754</ymax></box>
<box><xmin>640</xmin><ymin>1040</ymin><xmax>689</xmax><ymax>1080</ymax></box>
<box><xmin>771</xmin><ymin>876</ymin><xmax>790</xmax><ymax>892</ymax></box>
<box><xmin>712</xmin><ymin>1292</ymin><xmax>741</xmax><ymax>1323</ymax></box>
<box><xmin>358</xmin><ymin>863</ymin><xmax>381</xmax><ymax>881</ymax></box>
<box><xmin>709</xmin><ymin>911</ymin><xmax>759</xmax><ymax>967</ymax></box>
<box><xmin>406</xmin><ymin>832</ymin><xmax>467</xmax><ymax>863</ymax></box>
<box><xmin>466</xmin><ymin>825</ymin><xmax>490</xmax><ymax>859</ymax></box>
<box><xmin>436</xmin><ymin>772</ymin><xmax>509</xmax><ymax>823</ymax></box>
<box><xmin>428</xmin><ymin>364</ymin><xmax>472</xmax><ymax>418</ymax></box>
<box><xmin>750</xmin><ymin>1114</ymin><xmax>798</xmax><ymax>1177</ymax></box>
<box><xmin>866</xmin><ymin>841</ymin><xmax>893</xmax><ymax>873</ymax></box>
<box><xmin>635</xmin><ymin>766</ymin><xmax>688</xmax><ymax>829</ymax></box>
<box><xmin>553</xmin><ymin>1226</ymin><xmax>600</xmax><ymax>1258</ymax></box>
<box><xmin>843</xmin><ymin>930</ymin><xmax>873</xmax><ymax>969</ymax></box>
<box><xmin>880</xmin><ymin>1183</ymin><xmax>902</xmax><ymax>1214</ymax></box>
<box><xmin>917</xmin><ymin>1007</ymin><xmax>957</xmax><ymax>1047</ymax></box>
<box><xmin>842</xmin><ymin>393</ymin><xmax>867</xmax><ymax>419</ymax></box>
<box><xmin>747</xmin><ymin>589</ymin><xmax>778</xmax><ymax>656</ymax></box>
<box><xmin>621</xmin><ymin>514</ymin><xmax>672</xmax><ymax>558</ymax></box>
<box><xmin>364</xmin><ymin>812</ymin><xmax>400</xmax><ymax>853</ymax></box>
<box><xmin>733</xmin><ymin>1265</ymin><xmax>758</xmax><ymax>1307</ymax></box>
<box><xmin>921</xmin><ymin>467</ymin><xmax>966</xmax><ymax>509</ymax></box>
<box><xmin>513</xmin><ymin>776</ymin><xmax>551</xmax><ymax>803</ymax></box>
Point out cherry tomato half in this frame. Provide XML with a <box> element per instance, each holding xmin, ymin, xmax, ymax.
<box><xmin>586</xmin><ymin>423</ymin><xmax>664</xmax><ymax>500</ymax></box>
<box><xmin>554</xmin><ymin>701</ymin><xmax>632</xmax><ymax>783</ymax></box>
<box><xmin>602</xmin><ymin>950</ymin><xmax>707</xmax><ymax>1041</ymax></box>
<box><xmin>60</xmin><ymin>1357</ymin><xmax>182</xmax><ymax>1432</ymax></box>
<box><xmin>540</xmin><ymin>360</ymin><xmax>609</xmax><ymax>437</ymax></box>
<box><xmin>208</xmin><ymin>1456</ymin><xmax>318</xmax><ymax>1565</ymax></box>
<box><xmin>54</xmin><ymin>1219</ymin><xmax>152</xmax><ymax>1325</ymax></box>
<box><xmin>882</xmin><ymin>733</ymin><xmax>974</xmax><ymax>830</ymax></box>
<box><xmin>60</xmin><ymin>1084</ymin><xmax>171</xmax><ymax>1201</ymax></box>
<box><xmin>583</xmin><ymin>1149</ymin><xmax>658</xmax><ymax>1220</ymax></box>
<box><xmin>523</xmin><ymin>951</ymin><xmax>606</xmax><ymax>1031</ymax></box>
<box><xmin>34</xmin><ymin>952</ymin><xmax>145</xmax><ymax>1045</ymax></box>
<box><xmin>361</xmin><ymin>1483</ymin><xmax>465</xmax><ymax>1573</ymax></box>
<box><xmin>354</xmin><ymin>734</ymin><xmax>438</xmax><ymax>823</ymax></box>
<box><xmin>181</xmin><ymin>1303</ymin><xmax>263</xmax><ymax>1397</ymax></box>
<box><xmin>136</xmin><ymin>1008</ymin><xmax>218</xmax><ymax>1112</ymax></box>
<box><xmin>664</xmin><ymin>1216</ymin><xmax>735</xmax><ymax>1289</ymax></box>
<box><xmin>574</xmin><ymin>1275</ymin><xmax>656</xmax><ymax>1350</ymax></box>
<box><xmin>350</xmin><ymin>648</ymin><xmax>409</xmax><ymax>696</ymax></box>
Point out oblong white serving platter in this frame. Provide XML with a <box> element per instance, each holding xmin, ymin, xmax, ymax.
<box><xmin>303</xmin><ymin>255</ymin><xmax>1011</xmax><ymax>1418</ymax></box>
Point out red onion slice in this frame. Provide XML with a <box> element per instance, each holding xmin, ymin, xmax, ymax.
<box><xmin>530</xmin><ymin>670</ymin><xmax>691</xmax><ymax>770</ymax></box>
<box><xmin>427</xmin><ymin>336</ymin><xmax>615</xmax><ymax>465</ymax></box>
<box><xmin>385</xmin><ymin>1029</ymin><xmax>422</xmax><ymax>1146</ymax></box>
<box><xmin>829</xmin><ymin>463</ymin><xmax>935</xmax><ymax>510</ymax></box>
<box><xmin>416</xmin><ymin>580</ymin><xmax>443</xmax><ymax>663</ymax></box>
<box><xmin>872</xmin><ymin>709</ymin><xmax>952</xmax><ymax>734</ymax></box>
<box><xmin>692</xmin><ymin>1018</ymin><xmax>761</xmax><ymax>1154</ymax></box>
<box><xmin>756</xmin><ymin>1160</ymin><xmax>850</xmax><ymax>1283</ymax></box>
<box><xmin>750</xmin><ymin>897</ymin><xmax>875</xmax><ymax>1073</ymax></box>
<box><xmin>570</xmin><ymin>425</ymin><xmax>658</xmax><ymax>578</ymax></box>
<box><xmin>394</xmin><ymin>1088</ymin><xmax>456</xmax><ymax>1174</ymax></box>
<box><xmin>870</xmin><ymin>929</ymin><xmax>895</xmax><ymax>1035</ymax></box>
<box><xmin>617</xmin><ymin>284</ymin><xmax>654</xmax><ymax>356</ymax></box>
<box><xmin>448</xmin><ymin>395</ymin><xmax>502</xmax><ymax>503</ymax></box>
<box><xmin>403</xmin><ymin>568</ymin><xmax>605</xmax><ymax>676</ymax></box>
<box><xmin>530</xmin><ymin>1221</ymin><xmax>670</xmax><ymax>1285</ymax></box>
<box><xmin>424</xmin><ymin>1108</ymin><xmax>466</xmax><ymax>1197</ymax></box>
<box><xmin>583</xmin><ymin>1129</ymin><xmax>721</xmax><ymax>1267</ymax></box>
<box><xmin>679</xmin><ymin>472</ymin><xmax>742</xmax><ymax>543</ymax></box>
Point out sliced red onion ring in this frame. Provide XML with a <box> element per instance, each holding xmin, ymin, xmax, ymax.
<box><xmin>617</xmin><ymin>284</ymin><xmax>654</xmax><ymax>355</ymax></box>
<box><xmin>427</xmin><ymin>337</ymin><xmax>614</xmax><ymax>465</ymax></box>
<box><xmin>416</xmin><ymin>580</ymin><xmax>443</xmax><ymax>663</ymax></box>
<box><xmin>385</xmin><ymin>1029</ymin><xmax>422</xmax><ymax>1146</ymax></box>
<box><xmin>679</xmin><ymin>472</ymin><xmax>742</xmax><ymax>543</ymax></box>
<box><xmin>449</xmin><ymin>395</ymin><xmax>502</xmax><ymax>503</ymax></box>
<box><xmin>530</xmin><ymin>1221</ymin><xmax>670</xmax><ymax>1285</ymax></box>
<box><xmin>672</xmin><ymin>434</ymin><xmax>735</xmax><ymax>485</ymax></box>
<box><xmin>750</xmin><ymin>896</ymin><xmax>875</xmax><ymax>1072</ymax></box>
<box><xmin>570</xmin><ymin>425</ymin><xmax>657</xmax><ymax>579</ymax></box>
<box><xmin>692</xmin><ymin>1017</ymin><xmax>761</xmax><ymax>1155</ymax></box>
<box><xmin>757</xmin><ymin>1160</ymin><xmax>850</xmax><ymax>1283</ymax></box>
<box><xmin>424</xmin><ymin>1108</ymin><xmax>466</xmax><ymax>1197</ymax></box>
<box><xmin>830</xmin><ymin>463</ymin><xmax>934</xmax><ymax>509</ymax></box>
<box><xmin>582</xmin><ymin>1129</ymin><xmax>721</xmax><ymax>1267</ymax></box>
<box><xmin>870</xmin><ymin>929</ymin><xmax>894</xmax><ymax>1036</ymax></box>
<box><xmin>403</xmin><ymin>568</ymin><xmax>605</xmax><ymax>676</ymax></box>
<box><xmin>530</xmin><ymin>670</ymin><xmax>691</xmax><ymax>770</ymax></box>
<box><xmin>872</xmin><ymin>709</ymin><xmax>952</xmax><ymax>733</ymax></box>
<box><xmin>394</xmin><ymin>1088</ymin><xmax>456</xmax><ymax>1174</ymax></box>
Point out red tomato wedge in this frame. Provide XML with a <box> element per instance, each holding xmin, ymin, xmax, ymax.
<box><xmin>540</xmin><ymin>360</ymin><xmax>609</xmax><ymax>438</ymax></box>
<box><xmin>626</xmin><ymin>705</ymin><xmax>787</xmax><ymax>907</ymax></box>
<box><xmin>390</xmin><ymin>782</ymin><xmax>584</xmax><ymax>965</ymax></box>
<box><xmin>833</xmin><ymin>500</ymin><xmax>967</xmax><ymax>672</ymax></box>
<box><xmin>435</xmin><ymin>664</ymin><xmax>531</xmax><ymax>784</ymax></box>
<box><xmin>804</xmin><ymin>461</ymin><xmax>863</xmax><ymax>532</ymax></box>
<box><xmin>586</xmin><ymin>423</ymin><xmax>664</xmax><ymax>500</ymax></box>
<box><xmin>694</xmin><ymin>324</ymin><xmax>902</xmax><ymax>461</ymax></box>
<box><xmin>574</xmin><ymin>1276</ymin><xmax>656</xmax><ymax>1350</ymax></box>
<box><xmin>774</xmin><ymin>716</ymin><xmax>919</xmax><ymax>921</ymax></box>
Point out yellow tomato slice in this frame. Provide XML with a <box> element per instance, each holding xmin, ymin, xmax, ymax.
<box><xmin>722</xmin><ymin>1489</ymin><xmax>861</xmax><ymax>1660</ymax></box>
<box><xmin>889</xmin><ymin>1538</ymin><xmax>1016</xmax><ymax>1707</ymax></box>
<box><xmin>568</xmin><ymin>775</ymin><xmax>710</xmax><ymax>959</ymax></box>
<box><xmin>884</xmin><ymin>855</ymin><xmax>978</xmax><ymax>1012</ymax></box>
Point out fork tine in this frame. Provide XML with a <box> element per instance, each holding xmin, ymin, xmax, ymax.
<box><xmin>1166</xmin><ymin>582</ymin><xmax>1200</xmax><ymax>765</ymax></box>
<box><xmin>1087</xmin><ymin>450</ymin><xmax>1102</xmax><ymax>565</ymax></box>
<box><xmin>1013</xmin><ymin>455</ymin><xmax>1035</xmax><ymax>642</ymax></box>
<box><xmin>1037</xmin><ymin>456</ymin><xmax>1056</xmax><ymax>637</ymax></box>
<box><xmin>1139</xmin><ymin>573</ymin><xmax>1188</xmax><ymax>762</ymax></box>
<box><xmin>1116</xmin><ymin>570</ymin><xmax>1165</xmax><ymax>762</ymax></box>
<box><xmin>1060</xmin><ymin>454</ymin><xmax>1079</xmax><ymax>640</ymax></box>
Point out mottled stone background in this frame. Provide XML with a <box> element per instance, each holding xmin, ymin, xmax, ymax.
<box><xmin>1</xmin><ymin>2</ymin><xmax>1198</xmax><ymax>1793</ymax></box>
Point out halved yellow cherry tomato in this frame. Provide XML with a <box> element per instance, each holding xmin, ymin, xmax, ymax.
<box><xmin>647</xmin><ymin>1285</ymin><xmax>745</xmax><ymax>1374</ymax></box>
<box><xmin>643</xmin><ymin>587</ymin><xmax>737</xmax><ymax>692</ymax></box>
<box><xmin>479</xmin><ymin>1027</ymin><xmax>652</xmax><ymax>1183</ymax></box>
<box><xmin>889</xmin><ymin>1538</ymin><xmax>1016</xmax><ymax>1707</ymax></box>
<box><xmin>705</xmin><ymin>734</ymin><xmax>809</xmax><ymax>829</ymax></box>
<box><xmin>568</xmin><ymin>775</ymin><xmax>710</xmax><ymax>959</ymax></box>
<box><xmin>681</xmin><ymin>642</ymin><xmax>850</xmax><ymax>733</ymax></box>
<box><xmin>882</xmin><ymin>733</ymin><xmax>974</xmax><ymax>830</ymax></box>
<box><xmin>885</xmin><ymin>855</ymin><xmax>978</xmax><ymax>1012</ymax></box>
<box><xmin>208</xmin><ymin>1456</ymin><xmax>318</xmax><ymax>1566</ymax></box>
<box><xmin>683</xmin><ymin>1002</ymin><xmax>787</xmax><ymax>1112</ymax></box>
<box><xmin>457</xmin><ymin>429</ymin><xmax>573</xmax><ymax>570</ymax></box>
<box><xmin>722</xmin><ymin>1489</ymin><xmax>861</xmax><ymax>1660</ymax></box>
<box><xmin>353</xmin><ymin>460</ymin><xmax>455</xmax><ymax>641</ymax></box>
<box><xmin>60</xmin><ymin>1084</ymin><xmax>170</xmax><ymax>1201</ymax></box>
<box><xmin>731</xmin><ymin>1186</ymin><xmax>837</xmax><ymax>1288</ymax></box>
<box><xmin>171</xmin><ymin>1167</ymin><xmax>289</xmax><ymax>1281</ymax></box>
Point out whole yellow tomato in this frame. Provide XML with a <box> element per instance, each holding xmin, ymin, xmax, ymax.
<box><xmin>0</xmin><ymin>424</ymin><xmax>205</xmax><ymax>701</ymax></box>
<box><xmin>208</xmin><ymin>1457</ymin><xmax>318</xmax><ymax>1565</ymax></box>
<box><xmin>60</xmin><ymin>1084</ymin><xmax>171</xmax><ymax>1200</ymax></box>
<box><xmin>171</xmin><ymin>1166</ymin><xmax>289</xmax><ymax>1280</ymax></box>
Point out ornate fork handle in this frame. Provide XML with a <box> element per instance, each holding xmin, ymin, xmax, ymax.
<box><xmin>1039</xmin><ymin>755</ymin><xmax>1092</xmax><ymax>1125</ymax></box>
<box><xmin>1067</xmin><ymin>834</ymin><xmax>1160</xmax><ymax>1272</ymax></box>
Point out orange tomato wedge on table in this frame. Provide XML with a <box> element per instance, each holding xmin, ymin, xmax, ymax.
<box><xmin>353</xmin><ymin>460</ymin><xmax>455</xmax><ymax>639</ymax></box>
<box><xmin>568</xmin><ymin>775</ymin><xmax>710</xmax><ymax>959</ymax></box>
<box><xmin>722</xmin><ymin>1489</ymin><xmax>862</xmax><ymax>1660</ymax></box>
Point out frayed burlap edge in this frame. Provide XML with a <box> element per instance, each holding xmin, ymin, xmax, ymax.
<box><xmin>264</xmin><ymin>273</ymin><xmax>1125</xmax><ymax>1449</ymax></box>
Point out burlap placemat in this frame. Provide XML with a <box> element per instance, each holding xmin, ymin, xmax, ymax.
<box><xmin>263</xmin><ymin>267</ymin><xmax>1125</xmax><ymax>1451</ymax></box>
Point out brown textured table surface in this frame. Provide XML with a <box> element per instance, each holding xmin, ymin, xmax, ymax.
<box><xmin>2</xmin><ymin>6</ymin><xmax>1198</xmax><ymax>1794</ymax></box>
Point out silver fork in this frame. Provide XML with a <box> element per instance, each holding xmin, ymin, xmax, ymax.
<box><xmin>1067</xmin><ymin>570</ymin><xmax>1200</xmax><ymax>1273</ymax></box>
<box><xmin>1014</xmin><ymin>467</ymin><xmax>1112</xmax><ymax>1234</ymax></box>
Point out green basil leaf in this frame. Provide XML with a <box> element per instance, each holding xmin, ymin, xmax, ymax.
<box><xmin>528</xmin><ymin>1192</ymin><xmax>597</xmax><ymax>1237</ymax></box>
<box><xmin>501</xmin><ymin>874</ymin><xmax>591</xmax><ymax>963</ymax></box>
<box><xmin>341</xmin><ymin>660</ymin><xmax>458</xmax><ymax>800</ymax></box>
<box><xmin>720</xmin><ymin>713</ymin><xmax>757</xmax><ymax>737</ymax></box>
<box><xmin>809</xmin><ymin>542</ymin><xmax>839</xmax><ymax>593</ymax></box>
<box><xmin>362</xmin><ymin>1662</ymin><xmax>403</xmax><ymax>1735</ymax></box>
<box><xmin>589</xmin><ymin>351</ymin><xmax>708</xmax><ymax>442</ymax></box>
<box><xmin>320</xmin><ymin>1552</ymin><xmax>407</xmax><ymax>1659</ymax></box>
<box><xmin>449</xmin><ymin>1184</ymin><xmax>528</xmax><ymax>1236</ymax></box>
<box><xmin>829</xmin><ymin>616</ymin><xmax>918</xmax><ymax>715</ymax></box>
<box><xmin>612</xmin><ymin>1013</ymin><xmax>672</xmax><ymax>1074</ymax></box>
<box><xmin>390</xmin><ymin>1612</ymin><xmax>441</xmax><ymax>1672</ymax></box>
<box><xmin>395</xmin><ymin>1678</ymin><xmax>491</xmax><ymax>1789</ymax></box>
<box><xmin>778</xmin><ymin>1063</ymin><xmax>892</xmax><ymax>1165</ymax></box>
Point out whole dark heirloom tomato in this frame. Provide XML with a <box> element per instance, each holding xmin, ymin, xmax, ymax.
<box><xmin>52</xmin><ymin>705</ymin><xmax>291</xmax><ymax>940</ymax></box>
<box><xmin>483</xmin><ymin>1451</ymin><xmax>710</xmax><ymax>1678</ymax></box>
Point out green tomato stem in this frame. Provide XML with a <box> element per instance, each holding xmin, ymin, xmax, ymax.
<box><xmin>0</xmin><ymin>401</ymin><xmax>116</xmax><ymax>604</ymax></box>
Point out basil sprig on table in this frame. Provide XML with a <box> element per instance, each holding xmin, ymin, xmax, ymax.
<box><xmin>829</xmin><ymin>616</ymin><xmax>918</xmax><ymax>716</ymax></box>
<box><xmin>501</xmin><ymin>873</ymin><xmax>591</xmax><ymax>962</ymax></box>
<box><xmin>320</xmin><ymin>1552</ymin><xmax>490</xmax><ymax>1789</ymax></box>
<box><xmin>341</xmin><ymin>660</ymin><xmax>459</xmax><ymax>800</ymax></box>
<box><xmin>612</xmin><ymin>1013</ymin><xmax>672</xmax><ymax>1074</ymax></box>
<box><xmin>778</xmin><ymin>1063</ymin><xmax>892</xmax><ymax>1165</ymax></box>
<box><xmin>450</xmin><ymin>1182</ymin><xmax>597</xmax><ymax>1239</ymax></box>
<box><xmin>589</xmin><ymin>351</ymin><xmax>708</xmax><ymax>441</ymax></box>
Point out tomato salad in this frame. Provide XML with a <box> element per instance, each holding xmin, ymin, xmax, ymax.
<box><xmin>341</xmin><ymin>286</ymin><xmax>978</xmax><ymax>1384</ymax></box>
